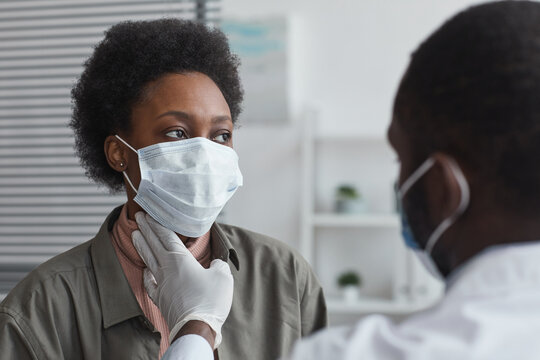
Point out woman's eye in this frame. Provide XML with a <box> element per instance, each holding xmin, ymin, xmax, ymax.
<box><xmin>214</xmin><ymin>133</ymin><xmax>231</xmax><ymax>143</ymax></box>
<box><xmin>165</xmin><ymin>129</ymin><xmax>187</xmax><ymax>139</ymax></box>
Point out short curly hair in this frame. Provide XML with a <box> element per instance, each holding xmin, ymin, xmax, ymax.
<box><xmin>70</xmin><ymin>19</ymin><xmax>243</xmax><ymax>191</ymax></box>
<box><xmin>395</xmin><ymin>1</ymin><xmax>540</xmax><ymax>213</ymax></box>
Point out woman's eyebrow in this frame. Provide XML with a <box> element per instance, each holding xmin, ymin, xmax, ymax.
<box><xmin>212</xmin><ymin>115</ymin><xmax>232</xmax><ymax>124</ymax></box>
<box><xmin>156</xmin><ymin>111</ymin><xmax>231</xmax><ymax>124</ymax></box>
<box><xmin>156</xmin><ymin>110</ymin><xmax>191</xmax><ymax>120</ymax></box>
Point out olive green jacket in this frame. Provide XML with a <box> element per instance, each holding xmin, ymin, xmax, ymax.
<box><xmin>0</xmin><ymin>207</ymin><xmax>327</xmax><ymax>360</ymax></box>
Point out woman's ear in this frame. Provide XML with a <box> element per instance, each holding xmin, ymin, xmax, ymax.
<box><xmin>104</xmin><ymin>135</ymin><xmax>127</xmax><ymax>172</ymax></box>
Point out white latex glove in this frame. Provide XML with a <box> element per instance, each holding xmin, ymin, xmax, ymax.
<box><xmin>131</xmin><ymin>212</ymin><xmax>234</xmax><ymax>349</ymax></box>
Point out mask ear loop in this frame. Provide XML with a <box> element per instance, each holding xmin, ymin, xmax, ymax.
<box><xmin>122</xmin><ymin>172</ymin><xmax>138</xmax><ymax>194</ymax></box>
<box><xmin>425</xmin><ymin>158</ymin><xmax>470</xmax><ymax>255</ymax></box>
<box><xmin>115</xmin><ymin>135</ymin><xmax>137</xmax><ymax>153</ymax></box>
<box><xmin>115</xmin><ymin>135</ymin><xmax>139</xmax><ymax>194</ymax></box>
<box><xmin>398</xmin><ymin>157</ymin><xmax>436</xmax><ymax>198</ymax></box>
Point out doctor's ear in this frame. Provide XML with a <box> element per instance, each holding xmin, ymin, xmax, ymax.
<box><xmin>104</xmin><ymin>135</ymin><xmax>127</xmax><ymax>172</ymax></box>
<box><xmin>427</xmin><ymin>153</ymin><xmax>468</xmax><ymax>219</ymax></box>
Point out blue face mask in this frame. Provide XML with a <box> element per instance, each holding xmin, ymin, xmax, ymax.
<box><xmin>399</xmin><ymin>203</ymin><xmax>420</xmax><ymax>250</ymax></box>
<box><xmin>397</xmin><ymin>157</ymin><xmax>470</xmax><ymax>280</ymax></box>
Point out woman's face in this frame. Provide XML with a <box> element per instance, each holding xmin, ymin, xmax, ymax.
<box><xmin>126</xmin><ymin>71</ymin><xmax>233</xmax><ymax>150</ymax></box>
<box><xmin>105</xmin><ymin>71</ymin><xmax>234</xmax><ymax>226</ymax></box>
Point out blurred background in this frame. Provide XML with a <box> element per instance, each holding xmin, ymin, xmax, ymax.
<box><xmin>0</xmin><ymin>0</ymin><xmax>493</xmax><ymax>325</ymax></box>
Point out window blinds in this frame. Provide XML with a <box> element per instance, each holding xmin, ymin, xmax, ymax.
<box><xmin>0</xmin><ymin>0</ymin><xmax>220</xmax><ymax>297</ymax></box>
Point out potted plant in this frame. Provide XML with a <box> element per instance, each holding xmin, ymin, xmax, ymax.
<box><xmin>337</xmin><ymin>271</ymin><xmax>362</xmax><ymax>303</ymax></box>
<box><xmin>335</xmin><ymin>185</ymin><xmax>366</xmax><ymax>213</ymax></box>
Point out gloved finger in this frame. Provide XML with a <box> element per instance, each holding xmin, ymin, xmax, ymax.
<box><xmin>132</xmin><ymin>230</ymin><xmax>160</xmax><ymax>273</ymax></box>
<box><xmin>135</xmin><ymin>211</ymin><xmax>171</xmax><ymax>259</ymax></box>
<box><xmin>143</xmin><ymin>213</ymin><xmax>190</xmax><ymax>255</ymax></box>
<box><xmin>143</xmin><ymin>268</ymin><xmax>158</xmax><ymax>304</ymax></box>
<box><xmin>135</xmin><ymin>211</ymin><xmax>159</xmax><ymax>244</ymax></box>
<box><xmin>209</xmin><ymin>259</ymin><xmax>232</xmax><ymax>276</ymax></box>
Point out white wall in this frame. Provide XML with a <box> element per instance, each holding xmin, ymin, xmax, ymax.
<box><xmin>223</xmin><ymin>0</ymin><xmax>489</xmax><ymax>249</ymax></box>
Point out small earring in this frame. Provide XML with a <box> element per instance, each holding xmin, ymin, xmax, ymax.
<box><xmin>119</xmin><ymin>162</ymin><xmax>125</xmax><ymax>168</ymax></box>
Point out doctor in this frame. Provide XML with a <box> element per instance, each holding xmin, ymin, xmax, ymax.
<box><xmin>133</xmin><ymin>1</ymin><xmax>540</xmax><ymax>359</ymax></box>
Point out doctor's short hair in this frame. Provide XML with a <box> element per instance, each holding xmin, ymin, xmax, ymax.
<box><xmin>394</xmin><ymin>0</ymin><xmax>540</xmax><ymax>213</ymax></box>
<box><xmin>70</xmin><ymin>19</ymin><xmax>244</xmax><ymax>191</ymax></box>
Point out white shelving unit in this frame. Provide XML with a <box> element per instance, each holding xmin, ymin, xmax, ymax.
<box><xmin>300</xmin><ymin>111</ymin><xmax>443</xmax><ymax>322</ymax></box>
<box><xmin>312</xmin><ymin>213</ymin><xmax>399</xmax><ymax>228</ymax></box>
<box><xmin>326</xmin><ymin>297</ymin><xmax>439</xmax><ymax>315</ymax></box>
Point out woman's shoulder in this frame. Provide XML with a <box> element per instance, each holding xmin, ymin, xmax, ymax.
<box><xmin>1</xmin><ymin>240</ymin><xmax>95</xmax><ymax>311</ymax></box>
<box><xmin>215</xmin><ymin>223</ymin><xmax>311</xmax><ymax>272</ymax></box>
<box><xmin>0</xmin><ymin>239</ymin><xmax>107</xmax><ymax>359</ymax></box>
<box><xmin>216</xmin><ymin>223</ymin><xmax>296</xmax><ymax>253</ymax></box>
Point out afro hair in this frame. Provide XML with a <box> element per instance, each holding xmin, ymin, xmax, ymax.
<box><xmin>70</xmin><ymin>19</ymin><xmax>243</xmax><ymax>191</ymax></box>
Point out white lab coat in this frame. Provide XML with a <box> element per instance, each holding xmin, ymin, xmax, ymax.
<box><xmin>285</xmin><ymin>242</ymin><xmax>540</xmax><ymax>360</ymax></box>
<box><xmin>163</xmin><ymin>242</ymin><xmax>540</xmax><ymax>360</ymax></box>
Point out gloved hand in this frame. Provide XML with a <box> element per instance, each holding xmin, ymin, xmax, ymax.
<box><xmin>131</xmin><ymin>212</ymin><xmax>234</xmax><ymax>349</ymax></box>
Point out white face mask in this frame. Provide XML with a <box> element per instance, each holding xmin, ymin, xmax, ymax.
<box><xmin>116</xmin><ymin>135</ymin><xmax>243</xmax><ymax>238</ymax></box>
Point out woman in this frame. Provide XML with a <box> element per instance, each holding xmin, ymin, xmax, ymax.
<box><xmin>0</xmin><ymin>19</ymin><xmax>327</xmax><ymax>359</ymax></box>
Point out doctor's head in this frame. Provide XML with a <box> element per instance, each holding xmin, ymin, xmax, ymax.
<box><xmin>389</xmin><ymin>1</ymin><xmax>540</xmax><ymax>276</ymax></box>
<box><xmin>70</xmin><ymin>19</ymin><xmax>243</xmax><ymax>220</ymax></box>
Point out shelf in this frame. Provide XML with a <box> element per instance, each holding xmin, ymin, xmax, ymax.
<box><xmin>312</xmin><ymin>213</ymin><xmax>399</xmax><ymax>228</ymax></box>
<box><xmin>313</xmin><ymin>133</ymin><xmax>387</xmax><ymax>143</ymax></box>
<box><xmin>326</xmin><ymin>297</ymin><xmax>438</xmax><ymax>315</ymax></box>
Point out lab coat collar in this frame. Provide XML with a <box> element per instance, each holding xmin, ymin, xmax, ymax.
<box><xmin>445</xmin><ymin>241</ymin><xmax>540</xmax><ymax>298</ymax></box>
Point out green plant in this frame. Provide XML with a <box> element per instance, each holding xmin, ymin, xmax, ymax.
<box><xmin>337</xmin><ymin>271</ymin><xmax>362</xmax><ymax>287</ymax></box>
<box><xmin>336</xmin><ymin>185</ymin><xmax>360</xmax><ymax>199</ymax></box>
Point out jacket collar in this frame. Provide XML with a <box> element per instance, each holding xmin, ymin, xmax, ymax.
<box><xmin>211</xmin><ymin>222</ymin><xmax>240</xmax><ymax>271</ymax></box>
<box><xmin>91</xmin><ymin>206</ymin><xmax>143</xmax><ymax>329</ymax></box>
